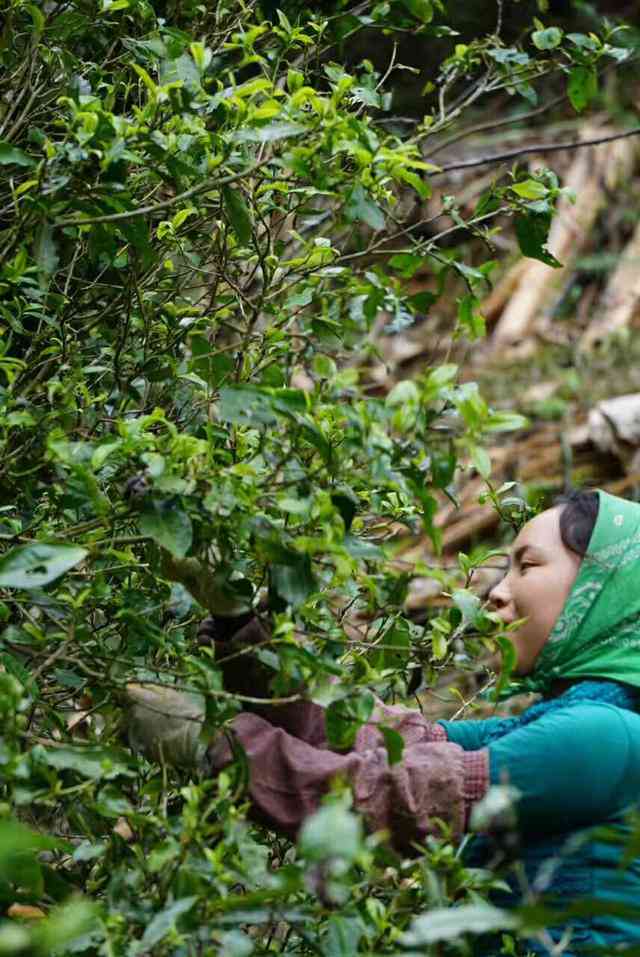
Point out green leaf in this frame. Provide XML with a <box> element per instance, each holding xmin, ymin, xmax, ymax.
<box><xmin>131</xmin><ymin>62</ymin><xmax>158</xmax><ymax>100</ymax></box>
<box><xmin>423</xmin><ymin>363</ymin><xmax>458</xmax><ymax>401</ymax></box>
<box><xmin>386</xmin><ymin>379</ymin><xmax>419</xmax><ymax>407</ymax></box>
<box><xmin>402</xmin><ymin>904</ymin><xmax>518</xmax><ymax>946</ymax></box>
<box><xmin>485</xmin><ymin>410</ymin><xmax>528</xmax><ymax>432</ymax></box>
<box><xmin>515</xmin><ymin>212</ymin><xmax>561</xmax><ymax>268</ymax></box>
<box><xmin>0</xmin><ymin>543</ymin><xmax>88</xmax><ymax>589</ymax></box>
<box><xmin>388</xmin><ymin>253</ymin><xmax>424</xmax><ymax>278</ymax></box>
<box><xmin>232</xmin><ymin>121</ymin><xmax>307</xmax><ymax>143</ymax></box>
<box><xmin>38</xmin><ymin>745</ymin><xmax>133</xmax><ymax>781</ymax></box>
<box><xmin>219</xmin><ymin>386</ymin><xmax>307</xmax><ymax>426</ymax></box>
<box><xmin>511</xmin><ymin>179</ymin><xmax>547</xmax><ymax>200</ymax></box>
<box><xmin>324</xmin><ymin>916</ymin><xmax>364</xmax><ymax>957</ymax></box>
<box><xmin>33</xmin><ymin>899</ymin><xmax>98</xmax><ymax>953</ymax></box>
<box><xmin>430</xmin><ymin>443</ymin><xmax>456</xmax><ymax>488</ymax></box>
<box><xmin>218</xmin><ymin>929</ymin><xmax>254</xmax><ymax>957</ymax></box>
<box><xmin>91</xmin><ymin>440</ymin><xmax>121</xmax><ymax>470</ymax></box>
<box><xmin>34</xmin><ymin>224</ymin><xmax>59</xmax><ymax>279</ymax></box>
<box><xmin>136</xmin><ymin>897</ymin><xmax>197</xmax><ymax>951</ymax></box>
<box><xmin>532</xmin><ymin>26</ymin><xmax>562</xmax><ymax>49</ymax></box>
<box><xmin>400</xmin><ymin>0</ymin><xmax>433</xmax><ymax>23</ymax></box>
<box><xmin>471</xmin><ymin>445</ymin><xmax>491</xmax><ymax>478</ymax></box>
<box><xmin>0</xmin><ymin>141</ymin><xmax>35</xmax><ymax>167</ymax></box>
<box><xmin>394</xmin><ymin>167</ymin><xmax>431</xmax><ymax>199</ymax></box>
<box><xmin>451</xmin><ymin>588</ymin><xmax>481</xmax><ymax>626</ymax></box>
<box><xmin>140</xmin><ymin>502</ymin><xmax>193</xmax><ymax>558</ymax></box>
<box><xmin>325</xmin><ymin>691</ymin><xmax>374</xmax><ymax>750</ymax></box>
<box><xmin>377</xmin><ymin>618</ymin><xmax>411</xmax><ymax>670</ymax></box>
<box><xmin>270</xmin><ymin>554</ymin><xmax>316</xmax><ymax>607</ymax></box>
<box><xmin>159</xmin><ymin>53</ymin><xmax>201</xmax><ymax>88</ymax></box>
<box><xmin>222</xmin><ymin>186</ymin><xmax>252</xmax><ymax>245</ymax></box>
<box><xmin>189</xmin><ymin>334</ymin><xmax>233</xmax><ymax>388</ymax></box>
<box><xmin>219</xmin><ymin>386</ymin><xmax>276</xmax><ymax>425</ymax></box>
<box><xmin>0</xmin><ymin>819</ymin><xmax>60</xmax><ymax>902</ymax></box>
<box><xmin>568</xmin><ymin>66</ymin><xmax>598</xmax><ymax>112</ymax></box>
<box><xmin>408</xmin><ymin>479</ymin><xmax>442</xmax><ymax>553</ymax></box>
<box><xmin>345</xmin><ymin>184</ymin><xmax>385</xmax><ymax>231</ymax></box>
<box><xmin>488</xmin><ymin>47</ymin><xmax>530</xmax><ymax>66</ymax></box>
<box><xmin>299</xmin><ymin>419</ymin><xmax>332</xmax><ymax>464</ymax></box>
<box><xmin>457</xmin><ymin>294</ymin><xmax>485</xmax><ymax>340</ymax></box>
<box><xmin>567</xmin><ymin>32</ymin><xmax>599</xmax><ymax>51</ymax></box>
<box><xmin>409</xmin><ymin>290</ymin><xmax>438</xmax><ymax>313</ymax></box>
<box><xmin>25</xmin><ymin>3</ymin><xmax>46</xmax><ymax>34</ymax></box>
<box><xmin>493</xmin><ymin>634</ymin><xmax>518</xmax><ymax>700</ymax></box>
<box><xmin>94</xmin><ymin>784</ymin><xmax>133</xmax><ymax>818</ymax></box>
<box><xmin>380</xmin><ymin>725</ymin><xmax>404</xmax><ymax>765</ymax></box>
<box><xmin>299</xmin><ymin>799</ymin><xmax>363</xmax><ymax>862</ymax></box>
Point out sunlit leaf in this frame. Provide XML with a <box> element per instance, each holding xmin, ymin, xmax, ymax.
<box><xmin>568</xmin><ymin>66</ymin><xmax>598</xmax><ymax>112</ymax></box>
<box><xmin>222</xmin><ymin>187</ymin><xmax>252</xmax><ymax>245</ymax></box>
<box><xmin>139</xmin><ymin>502</ymin><xmax>193</xmax><ymax>558</ymax></box>
<box><xmin>402</xmin><ymin>904</ymin><xmax>518</xmax><ymax>945</ymax></box>
<box><xmin>0</xmin><ymin>141</ymin><xmax>35</xmax><ymax>166</ymax></box>
<box><xmin>0</xmin><ymin>544</ymin><xmax>88</xmax><ymax>589</ymax></box>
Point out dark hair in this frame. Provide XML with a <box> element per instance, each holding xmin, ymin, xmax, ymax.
<box><xmin>555</xmin><ymin>490</ymin><xmax>599</xmax><ymax>557</ymax></box>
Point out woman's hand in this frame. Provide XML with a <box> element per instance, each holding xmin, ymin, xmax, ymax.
<box><xmin>196</xmin><ymin>613</ymin><xmax>255</xmax><ymax>648</ymax></box>
<box><xmin>126</xmin><ymin>682</ymin><xmax>206</xmax><ymax>768</ymax></box>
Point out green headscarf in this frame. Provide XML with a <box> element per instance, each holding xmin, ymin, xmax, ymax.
<box><xmin>510</xmin><ymin>490</ymin><xmax>640</xmax><ymax>697</ymax></box>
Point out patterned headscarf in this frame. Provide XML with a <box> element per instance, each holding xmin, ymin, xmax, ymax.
<box><xmin>508</xmin><ymin>490</ymin><xmax>640</xmax><ymax>698</ymax></box>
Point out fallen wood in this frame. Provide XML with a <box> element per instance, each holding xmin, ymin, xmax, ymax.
<box><xmin>394</xmin><ymin>414</ymin><xmax>626</xmax><ymax>574</ymax></box>
<box><xmin>588</xmin><ymin>392</ymin><xmax>640</xmax><ymax>471</ymax></box>
<box><xmin>442</xmin><ymin>504</ymin><xmax>499</xmax><ymax>551</ymax></box>
<box><xmin>481</xmin><ymin>258</ymin><xmax>528</xmax><ymax>325</ymax></box>
<box><xmin>490</xmin><ymin>128</ymin><xmax>638</xmax><ymax>350</ymax></box>
<box><xmin>581</xmin><ymin>217</ymin><xmax>640</xmax><ymax>348</ymax></box>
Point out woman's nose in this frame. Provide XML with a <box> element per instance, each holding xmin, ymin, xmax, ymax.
<box><xmin>488</xmin><ymin>573</ymin><xmax>511</xmax><ymax>611</ymax></box>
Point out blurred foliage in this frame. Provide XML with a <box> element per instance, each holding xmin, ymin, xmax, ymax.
<box><xmin>0</xmin><ymin>0</ymin><xmax>637</xmax><ymax>954</ymax></box>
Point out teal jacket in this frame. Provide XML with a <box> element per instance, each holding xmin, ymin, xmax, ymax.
<box><xmin>441</xmin><ymin>701</ymin><xmax>640</xmax><ymax>955</ymax></box>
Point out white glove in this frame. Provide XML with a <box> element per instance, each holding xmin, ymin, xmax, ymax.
<box><xmin>126</xmin><ymin>683</ymin><xmax>206</xmax><ymax>768</ymax></box>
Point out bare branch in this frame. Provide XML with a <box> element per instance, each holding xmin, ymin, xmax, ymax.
<box><xmin>426</xmin><ymin>91</ymin><xmax>569</xmax><ymax>160</ymax></box>
<box><xmin>53</xmin><ymin>160</ymin><xmax>268</xmax><ymax>228</ymax></box>
<box><xmin>432</xmin><ymin>127</ymin><xmax>640</xmax><ymax>176</ymax></box>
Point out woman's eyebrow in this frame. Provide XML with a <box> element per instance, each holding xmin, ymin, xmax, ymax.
<box><xmin>513</xmin><ymin>544</ymin><xmax>542</xmax><ymax>564</ymax></box>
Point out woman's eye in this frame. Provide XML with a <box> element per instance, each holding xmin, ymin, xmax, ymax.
<box><xmin>520</xmin><ymin>562</ymin><xmax>535</xmax><ymax>574</ymax></box>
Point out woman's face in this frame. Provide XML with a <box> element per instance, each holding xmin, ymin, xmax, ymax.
<box><xmin>488</xmin><ymin>506</ymin><xmax>581</xmax><ymax>675</ymax></box>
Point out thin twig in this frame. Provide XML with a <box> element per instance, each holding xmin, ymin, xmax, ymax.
<box><xmin>31</xmin><ymin>632</ymin><xmax>76</xmax><ymax>683</ymax></box>
<box><xmin>426</xmin><ymin>91</ymin><xmax>569</xmax><ymax>160</ymax></box>
<box><xmin>449</xmin><ymin>676</ymin><xmax>496</xmax><ymax>721</ymax></box>
<box><xmin>53</xmin><ymin>160</ymin><xmax>268</xmax><ymax>227</ymax></box>
<box><xmin>432</xmin><ymin>127</ymin><xmax>640</xmax><ymax>176</ymax></box>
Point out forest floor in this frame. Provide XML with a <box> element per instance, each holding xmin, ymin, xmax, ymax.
<box><xmin>372</xmin><ymin>113</ymin><xmax>640</xmax><ymax>716</ymax></box>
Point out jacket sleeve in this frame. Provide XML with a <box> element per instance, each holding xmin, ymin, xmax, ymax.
<box><xmin>208</xmin><ymin>712</ymin><xmax>488</xmax><ymax>851</ymax></box>
<box><xmin>487</xmin><ymin>703</ymin><xmax>640</xmax><ymax>836</ymax></box>
<box><xmin>207</xmin><ymin>613</ymin><xmax>457</xmax><ymax>750</ymax></box>
<box><xmin>439</xmin><ymin>715</ymin><xmax>516</xmax><ymax>751</ymax></box>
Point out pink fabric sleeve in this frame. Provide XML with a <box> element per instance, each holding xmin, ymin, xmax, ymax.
<box><xmin>208</xmin><ymin>615</ymin><xmax>489</xmax><ymax>846</ymax></box>
<box><xmin>211</xmin><ymin>616</ymin><xmax>452</xmax><ymax>748</ymax></box>
<box><xmin>208</xmin><ymin>713</ymin><xmax>489</xmax><ymax>851</ymax></box>
<box><xmin>252</xmin><ymin>694</ymin><xmax>452</xmax><ymax>751</ymax></box>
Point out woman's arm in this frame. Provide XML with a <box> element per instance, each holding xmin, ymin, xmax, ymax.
<box><xmin>486</xmin><ymin>703</ymin><xmax>640</xmax><ymax>836</ymax></box>
<box><xmin>202</xmin><ymin>613</ymin><xmax>456</xmax><ymax>750</ymax></box>
<box><xmin>208</xmin><ymin>712</ymin><xmax>489</xmax><ymax>851</ymax></box>
<box><xmin>439</xmin><ymin>714</ymin><xmax>518</xmax><ymax>751</ymax></box>
<box><xmin>200</xmin><ymin>612</ymin><xmax>328</xmax><ymax>746</ymax></box>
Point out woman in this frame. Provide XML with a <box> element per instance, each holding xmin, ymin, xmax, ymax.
<box><xmin>128</xmin><ymin>489</ymin><xmax>640</xmax><ymax>955</ymax></box>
